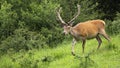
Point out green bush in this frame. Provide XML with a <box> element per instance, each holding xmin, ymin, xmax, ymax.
<box><xmin>107</xmin><ymin>13</ymin><xmax>120</xmax><ymax>34</ymax></box>
<box><xmin>0</xmin><ymin>0</ymin><xmax>64</xmax><ymax>53</ymax></box>
<box><xmin>0</xmin><ymin>28</ymin><xmax>47</xmax><ymax>53</ymax></box>
<box><xmin>0</xmin><ymin>1</ymin><xmax>18</xmax><ymax>40</ymax></box>
<box><xmin>20</xmin><ymin>1</ymin><xmax>64</xmax><ymax>47</ymax></box>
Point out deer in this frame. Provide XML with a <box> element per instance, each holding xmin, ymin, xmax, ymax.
<box><xmin>56</xmin><ymin>4</ymin><xmax>110</xmax><ymax>56</ymax></box>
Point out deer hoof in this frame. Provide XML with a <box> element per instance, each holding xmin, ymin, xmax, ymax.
<box><xmin>71</xmin><ymin>52</ymin><xmax>76</xmax><ymax>56</ymax></box>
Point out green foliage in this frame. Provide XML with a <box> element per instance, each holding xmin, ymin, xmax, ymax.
<box><xmin>0</xmin><ymin>1</ymin><xmax>18</xmax><ymax>40</ymax></box>
<box><xmin>93</xmin><ymin>0</ymin><xmax>120</xmax><ymax>20</ymax></box>
<box><xmin>17</xmin><ymin>52</ymin><xmax>39</xmax><ymax>68</ymax></box>
<box><xmin>0</xmin><ymin>28</ymin><xmax>47</xmax><ymax>53</ymax></box>
<box><xmin>21</xmin><ymin>1</ymin><xmax>59</xmax><ymax>30</ymax></box>
<box><xmin>0</xmin><ymin>0</ymin><xmax>64</xmax><ymax>53</ymax></box>
<box><xmin>57</xmin><ymin>0</ymin><xmax>99</xmax><ymax>23</ymax></box>
<box><xmin>107</xmin><ymin>13</ymin><xmax>120</xmax><ymax>34</ymax></box>
<box><xmin>20</xmin><ymin>1</ymin><xmax>64</xmax><ymax>46</ymax></box>
<box><xmin>0</xmin><ymin>36</ymin><xmax>120</xmax><ymax>68</ymax></box>
<box><xmin>77</xmin><ymin>0</ymin><xmax>100</xmax><ymax>21</ymax></box>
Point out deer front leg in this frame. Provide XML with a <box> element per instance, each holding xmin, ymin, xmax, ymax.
<box><xmin>71</xmin><ymin>38</ymin><xmax>76</xmax><ymax>56</ymax></box>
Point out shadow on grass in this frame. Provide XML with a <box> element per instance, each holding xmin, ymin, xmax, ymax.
<box><xmin>97</xmin><ymin>42</ymin><xmax>118</xmax><ymax>53</ymax></box>
<box><xmin>105</xmin><ymin>43</ymin><xmax>118</xmax><ymax>50</ymax></box>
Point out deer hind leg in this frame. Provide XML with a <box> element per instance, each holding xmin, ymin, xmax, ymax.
<box><xmin>96</xmin><ymin>35</ymin><xmax>102</xmax><ymax>49</ymax></box>
<box><xmin>71</xmin><ymin>38</ymin><xmax>76</xmax><ymax>56</ymax></box>
<box><xmin>99</xmin><ymin>29</ymin><xmax>110</xmax><ymax>41</ymax></box>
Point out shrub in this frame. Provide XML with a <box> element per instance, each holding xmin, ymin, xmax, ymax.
<box><xmin>107</xmin><ymin>13</ymin><xmax>120</xmax><ymax>34</ymax></box>
<box><xmin>0</xmin><ymin>1</ymin><xmax>18</xmax><ymax>41</ymax></box>
<box><xmin>0</xmin><ymin>28</ymin><xmax>47</xmax><ymax>53</ymax></box>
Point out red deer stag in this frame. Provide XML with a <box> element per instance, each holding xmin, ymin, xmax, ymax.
<box><xmin>56</xmin><ymin>4</ymin><xmax>110</xmax><ymax>56</ymax></box>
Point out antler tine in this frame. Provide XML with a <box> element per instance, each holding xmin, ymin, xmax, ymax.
<box><xmin>56</xmin><ymin>7</ymin><xmax>66</xmax><ymax>25</ymax></box>
<box><xmin>68</xmin><ymin>4</ymin><xmax>81</xmax><ymax>24</ymax></box>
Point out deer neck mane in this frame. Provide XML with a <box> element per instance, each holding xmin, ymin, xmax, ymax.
<box><xmin>70</xmin><ymin>27</ymin><xmax>77</xmax><ymax>37</ymax></box>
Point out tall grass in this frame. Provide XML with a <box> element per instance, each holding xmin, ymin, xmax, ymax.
<box><xmin>0</xmin><ymin>35</ymin><xmax>120</xmax><ymax>68</ymax></box>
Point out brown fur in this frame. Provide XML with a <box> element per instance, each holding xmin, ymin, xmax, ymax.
<box><xmin>71</xmin><ymin>20</ymin><xmax>106</xmax><ymax>40</ymax></box>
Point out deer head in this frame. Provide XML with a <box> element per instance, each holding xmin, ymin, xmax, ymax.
<box><xmin>56</xmin><ymin>4</ymin><xmax>81</xmax><ymax>35</ymax></box>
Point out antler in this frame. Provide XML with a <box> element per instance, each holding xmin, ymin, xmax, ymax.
<box><xmin>68</xmin><ymin>4</ymin><xmax>81</xmax><ymax>24</ymax></box>
<box><xmin>56</xmin><ymin>7</ymin><xmax>66</xmax><ymax>25</ymax></box>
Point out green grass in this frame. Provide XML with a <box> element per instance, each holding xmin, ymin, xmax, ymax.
<box><xmin>0</xmin><ymin>35</ymin><xmax>120</xmax><ymax>68</ymax></box>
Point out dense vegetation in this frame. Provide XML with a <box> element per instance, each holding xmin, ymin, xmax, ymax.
<box><xmin>0</xmin><ymin>0</ymin><xmax>120</xmax><ymax>68</ymax></box>
<box><xmin>0</xmin><ymin>35</ymin><xmax>120</xmax><ymax>68</ymax></box>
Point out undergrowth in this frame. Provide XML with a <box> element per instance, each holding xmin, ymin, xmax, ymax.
<box><xmin>0</xmin><ymin>35</ymin><xmax>120</xmax><ymax>68</ymax></box>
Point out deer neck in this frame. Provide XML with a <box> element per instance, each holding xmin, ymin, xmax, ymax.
<box><xmin>70</xmin><ymin>27</ymin><xmax>77</xmax><ymax>37</ymax></box>
<box><xmin>69</xmin><ymin>26</ymin><xmax>80</xmax><ymax>40</ymax></box>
